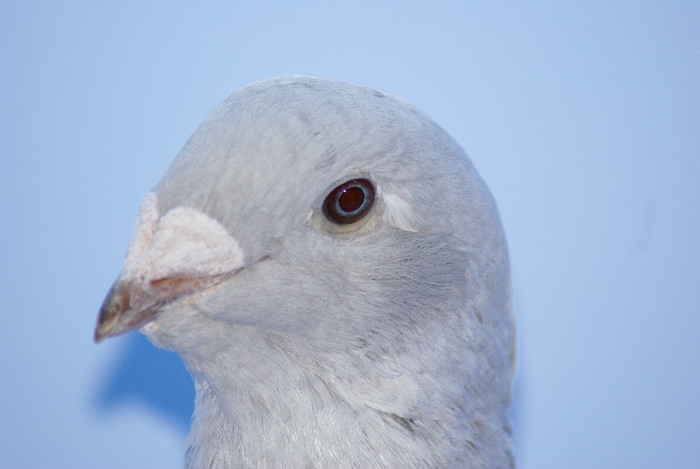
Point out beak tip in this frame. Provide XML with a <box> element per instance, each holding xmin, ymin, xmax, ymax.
<box><xmin>94</xmin><ymin>280</ymin><xmax>157</xmax><ymax>343</ymax></box>
<box><xmin>94</xmin><ymin>315</ymin><xmax>117</xmax><ymax>343</ymax></box>
<box><xmin>94</xmin><ymin>281</ymin><xmax>129</xmax><ymax>343</ymax></box>
<box><xmin>94</xmin><ymin>327</ymin><xmax>106</xmax><ymax>343</ymax></box>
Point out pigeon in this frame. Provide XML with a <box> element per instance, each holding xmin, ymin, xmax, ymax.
<box><xmin>95</xmin><ymin>76</ymin><xmax>515</xmax><ymax>468</ymax></box>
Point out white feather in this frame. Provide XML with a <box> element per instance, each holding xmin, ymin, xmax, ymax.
<box><xmin>382</xmin><ymin>192</ymin><xmax>419</xmax><ymax>232</ymax></box>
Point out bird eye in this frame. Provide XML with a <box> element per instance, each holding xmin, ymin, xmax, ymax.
<box><xmin>322</xmin><ymin>178</ymin><xmax>375</xmax><ymax>224</ymax></box>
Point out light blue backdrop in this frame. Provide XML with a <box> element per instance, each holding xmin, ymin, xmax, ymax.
<box><xmin>2</xmin><ymin>2</ymin><xmax>698</xmax><ymax>468</ymax></box>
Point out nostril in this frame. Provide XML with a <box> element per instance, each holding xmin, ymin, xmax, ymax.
<box><xmin>149</xmin><ymin>277</ymin><xmax>206</xmax><ymax>297</ymax></box>
<box><xmin>151</xmin><ymin>277</ymin><xmax>189</xmax><ymax>289</ymax></box>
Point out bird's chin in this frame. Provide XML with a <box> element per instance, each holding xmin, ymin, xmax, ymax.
<box><xmin>137</xmin><ymin>320</ymin><xmax>175</xmax><ymax>350</ymax></box>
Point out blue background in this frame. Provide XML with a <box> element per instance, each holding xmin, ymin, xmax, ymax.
<box><xmin>2</xmin><ymin>2</ymin><xmax>699</xmax><ymax>468</ymax></box>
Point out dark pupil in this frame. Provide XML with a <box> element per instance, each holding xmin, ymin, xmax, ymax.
<box><xmin>338</xmin><ymin>186</ymin><xmax>364</xmax><ymax>213</ymax></box>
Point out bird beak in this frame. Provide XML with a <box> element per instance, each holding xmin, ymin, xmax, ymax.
<box><xmin>94</xmin><ymin>280</ymin><xmax>161</xmax><ymax>342</ymax></box>
<box><xmin>94</xmin><ymin>276</ymin><xmax>216</xmax><ymax>342</ymax></box>
<box><xmin>94</xmin><ymin>192</ymin><xmax>245</xmax><ymax>343</ymax></box>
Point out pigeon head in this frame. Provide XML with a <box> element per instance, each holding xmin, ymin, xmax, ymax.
<box><xmin>96</xmin><ymin>76</ymin><xmax>515</xmax><ymax>468</ymax></box>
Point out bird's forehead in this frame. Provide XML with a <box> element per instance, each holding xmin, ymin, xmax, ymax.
<box><xmin>151</xmin><ymin>77</ymin><xmax>480</xmax><ymax>256</ymax></box>
<box><xmin>155</xmin><ymin>81</ymin><xmax>419</xmax><ymax>214</ymax></box>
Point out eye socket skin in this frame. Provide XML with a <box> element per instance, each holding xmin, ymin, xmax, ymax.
<box><xmin>322</xmin><ymin>178</ymin><xmax>375</xmax><ymax>224</ymax></box>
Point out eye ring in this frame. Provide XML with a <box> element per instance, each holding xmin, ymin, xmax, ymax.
<box><xmin>322</xmin><ymin>178</ymin><xmax>375</xmax><ymax>224</ymax></box>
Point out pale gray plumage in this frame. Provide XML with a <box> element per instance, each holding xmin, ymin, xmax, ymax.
<box><xmin>96</xmin><ymin>76</ymin><xmax>515</xmax><ymax>468</ymax></box>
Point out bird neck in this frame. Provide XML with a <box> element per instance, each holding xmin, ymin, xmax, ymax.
<box><xmin>179</xmin><ymin>328</ymin><xmax>514</xmax><ymax>468</ymax></box>
<box><xmin>183</xmin><ymin>338</ymin><xmax>388</xmax><ymax>468</ymax></box>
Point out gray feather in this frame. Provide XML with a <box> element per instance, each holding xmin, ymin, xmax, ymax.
<box><xmin>97</xmin><ymin>76</ymin><xmax>515</xmax><ymax>468</ymax></box>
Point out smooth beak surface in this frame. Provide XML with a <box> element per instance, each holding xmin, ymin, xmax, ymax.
<box><xmin>94</xmin><ymin>281</ymin><xmax>162</xmax><ymax>342</ymax></box>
